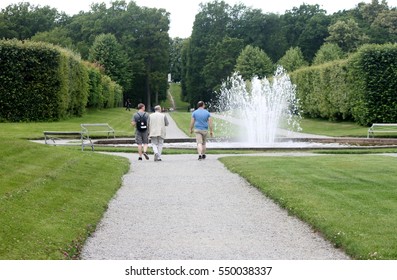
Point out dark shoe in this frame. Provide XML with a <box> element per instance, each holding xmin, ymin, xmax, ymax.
<box><xmin>202</xmin><ymin>154</ymin><xmax>206</xmax><ymax>159</ymax></box>
<box><xmin>157</xmin><ymin>158</ymin><xmax>162</xmax><ymax>161</ymax></box>
<box><xmin>143</xmin><ymin>153</ymin><xmax>149</xmax><ymax>160</ymax></box>
<box><xmin>198</xmin><ymin>155</ymin><xmax>202</xmax><ymax>160</ymax></box>
<box><xmin>138</xmin><ymin>157</ymin><xmax>142</xmax><ymax>161</ymax></box>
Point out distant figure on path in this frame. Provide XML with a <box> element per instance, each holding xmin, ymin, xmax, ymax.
<box><xmin>125</xmin><ymin>99</ymin><xmax>131</xmax><ymax>111</ymax></box>
<box><xmin>131</xmin><ymin>103</ymin><xmax>149</xmax><ymax>161</ymax></box>
<box><xmin>149</xmin><ymin>105</ymin><xmax>169</xmax><ymax>161</ymax></box>
<box><xmin>189</xmin><ymin>101</ymin><xmax>213</xmax><ymax>160</ymax></box>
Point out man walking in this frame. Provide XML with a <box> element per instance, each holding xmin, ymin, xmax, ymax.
<box><xmin>149</xmin><ymin>105</ymin><xmax>169</xmax><ymax>161</ymax></box>
<box><xmin>131</xmin><ymin>103</ymin><xmax>150</xmax><ymax>161</ymax></box>
<box><xmin>189</xmin><ymin>101</ymin><xmax>213</xmax><ymax>160</ymax></box>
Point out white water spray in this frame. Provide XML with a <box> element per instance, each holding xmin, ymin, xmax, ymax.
<box><xmin>214</xmin><ymin>67</ymin><xmax>301</xmax><ymax>144</ymax></box>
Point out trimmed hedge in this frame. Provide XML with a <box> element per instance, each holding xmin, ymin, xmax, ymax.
<box><xmin>291</xmin><ymin>60</ymin><xmax>351</xmax><ymax>121</ymax></box>
<box><xmin>349</xmin><ymin>44</ymin><xmax>397</xmax><ymax>125</ymax></box>
<box><xmin>0</xmin><ymin>40</ymin><xmax>122</xmax><ymax>122</ymax></box>
<box><xmin>290</xmin><ymin>43</ymin><xmax>397</xmax><ymax>126</ymax></box>
<box><xmin>85</xmin><ymin>61</ymin><xmax>123</xmax><ymax>109</ymax></box>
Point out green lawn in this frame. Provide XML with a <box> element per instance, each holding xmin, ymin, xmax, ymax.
<box><xmin>300</xmin><ymin>118</ymin><xmax>369</xmax><ymax>137</ymax></box>
<box><xmin>2</xmin><ymin>92</ymin><xmax>397</xmax><ymax>260</ymax></box>
<box><xmin>219</xmin><ymin>155</ymin><xmax>397</xmax><ymax>259</ymax></box>
<box><xmin>0</xmin><ymin>108</ymin><xmax>133</xmax><ymax>259</ymax></box>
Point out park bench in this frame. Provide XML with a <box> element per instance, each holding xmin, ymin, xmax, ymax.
<box><xmin>80</xmin><ymin>123</ymin><xmax>115</xmax><ymax>139</ymax></box>
<box><xmin>43</xmin><ymin>131</ymin><xmax>93</xmax><ymax>151</ymax></box>
<box><xmin>367</xmin><ymin>123</ymin><xmax>397</xmax><ymax>138</ymax></box>
<box><xmin>43</xmin><ymin>123</ymin><xmax>115</xmax><ymax>151</ymax></box>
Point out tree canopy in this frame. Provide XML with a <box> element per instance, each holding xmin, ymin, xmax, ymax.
<box><xmin>1</xmin><ymin>0</ymin><xmax>396</xmax><ymax>107</ymax></box>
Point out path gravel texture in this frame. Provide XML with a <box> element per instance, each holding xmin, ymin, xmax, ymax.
<box><xmin>81</xmin><ymin>152</ymin><xmax>349</xmax><ymax>260</ymax></box>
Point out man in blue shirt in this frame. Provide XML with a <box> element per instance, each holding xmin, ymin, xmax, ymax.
<box><xmin>189</xmin><ymin>101</ymin><xmax>213</xmax><ymax>160</ymax></box>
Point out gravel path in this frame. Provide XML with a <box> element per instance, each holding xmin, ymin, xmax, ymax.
<box><xmin>81</xmin><ymin>152</ymin><xmax>349</xmax><ymax>260</ymax></box>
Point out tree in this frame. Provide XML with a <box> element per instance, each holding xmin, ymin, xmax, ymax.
<box><xmin>63</xmin><ymin>1</ymin><xmax>170</xmax><ymax>108</ymax></box>
<box><xmin>88</xmin><ymin>33</ymin><xmax>130</xmax><ymax>92</ymax></box>
<box><xmin>31</xmin><ymin>27</ymin><xmax>74</xmax><ymax>49</ymax></box>
<box><xmin>132</xmin><ymin>6</ymin><xmax>170</xmax><ymax>109</ymax></box>
<box><xmin>185</xmin><ymin>0</ymin><xmax>233</xmax><ymax>105</ymax></box>
<box><xmin>202</xmin><ymin>37</ymin><xmax>244</xmax><ymax>95</ymax></box>
<box><xmin>326</xmin><ymin>19</ymin><xmax>368</xmax><ymax>53</ymax></box>
<box><xmin>0</xmin><ymin>2</ymin><xmax>63</xmax><ymax>39</ymax></box>
<box><xmin>230</xmin><ymin>9</ymin><xmax>287</xmax><ymax>63</ymax></box>
<box><xmin>180</xmin><ymin>38</ymin><xmax>190</xmax><ymax>102</ymax></box>
<box><xmin>298</xmin><ymin>13</ymin><xmax>331</xmax><ymax>61</ymax></box>
<box><xmin>277</xmin><ymin>47</ymin><xmax>308</xmax><ymax>72</ymax></box>
<box><xmin>313</xmin><ymin>43</ymin><xmax>345</xmax><ymax>65</ymax></box>
<box><xmin>370</xmin><ymin>10</ymin><xmax>397</xmax><ymax>43</ymax></box>
<box><xmin>281</xmin><ymin>4</ymin><xmax>327</xmax><ymax>49</ymax></box>
<box><xmin>235</xmin><ymin>45</ymin><xmax>274</xmax><ymax>80</ymax></box>
<box><xmin>358</xmin><ymin>0</ymin><xmax>389</xmax><ymax>24</ymax></box>
<box><xmin>169</xmin><ymin>37</ymin><xmax>185</xmax><ymax>83</ymax></box>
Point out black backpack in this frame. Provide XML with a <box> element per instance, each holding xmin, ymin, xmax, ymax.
<box><xmin>136</xmin><ymin>112</ymin><xmax>148</xmax><ymax>131</ymax></box>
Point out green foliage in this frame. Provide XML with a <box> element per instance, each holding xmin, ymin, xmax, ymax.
<box><xmin>291</xmin><ymin>59</ymin><xmax>351</xmax><ymax>121</ymax></box>
<box><xmin>31</xmin><ymin>27</ymin><xmax>74</xmax><ymax>50</ymax></box>
<box><xmin>277</xmin><ymin>46</ymin><xmax>308</xmax><ymax>72</ymax></box>
<box><xmin>291</xmin><ymin>43</ymin><xmax>397</xmax><ymax>124</ymax></box>
<box><xmin>313</xmin><ymin>43</ymin><xmax>345</xmax><ymax>65</ymax></box>
<box><xmin>86</xmin><ymin>63</ymin><xmax>105</xmax><ymax>108</ymax></box>
<box><xmin>348</xmin><ymin>43</ymin><xmax>397</xmax><ymax>125</ymax></box>
<box><xmin>235</xmin><ymin>45</ymin><xmax>274</xmax><ymax>80</ymax></box>
<box><xmin>185</xmin><ymin>0</ymin><xmax>233</xmax><ymax>104</ymax></box>
<box><xmin>0</xmin><ymin>40</ymin><xmax>122</xmax><ymax>121</ymax></box>
<box><xmin>281</xmin><ymin>4</ymin><xmax>328</xmax><ymax>60</ymax></box>
<box><xmin>202</xmin><ymin>36</ymin><xmax>244</xmax><ymax>95</ymax></box>
<box><xmin>0</xmin><ymin>40</ymin><xmax>65</xmax><ymax>121</ymax></box>
<box><xmin>0</xmin><ymin>2</ymin><xmax>62</xmax><ymax>40</ymax></box>
<box><xmin>169</xmin><ymin>37</ymin><xmax>186</xmax><ymax>82</ymax></box>
<box><xmin>326</xmin><ymin>19</ymin><xmax>368</xmax><ymax>53</ymax></box>
<box><xmin>88</xmin><ymin>33</ymin><xmax>130</xmax><ymax>92</ymax></box>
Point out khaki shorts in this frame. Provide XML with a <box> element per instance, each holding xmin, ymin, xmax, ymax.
<box><xmin>194</xmin><ymin>129</ymin><xmax>208</xmax><ymax>145</ymax></box>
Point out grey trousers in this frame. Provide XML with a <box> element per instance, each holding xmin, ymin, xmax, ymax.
<box><xmin>150</xmin><ymin>136</ymin><xmax>164</xmax><ymax>157</ymax></box>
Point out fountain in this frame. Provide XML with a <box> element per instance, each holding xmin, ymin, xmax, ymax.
<box><xmin>211</xmin><ymin>67</ymin><xmax>302</xmax><ymax>146</ymax></box>
<box><xmin>71</xmin><ymin>67</ymin><xmax>397</xmax><ymax>150</ymax></box>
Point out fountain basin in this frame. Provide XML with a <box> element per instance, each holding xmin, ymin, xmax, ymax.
<box><xmin>94</xmin><ymin>137</ymin><xmax>397</xmax><ymax>150</ymax></box>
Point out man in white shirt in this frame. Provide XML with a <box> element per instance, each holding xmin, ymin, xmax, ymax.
<box><xmin>149</xmin><ymin>105</ymin><xmax>169</xmax><ymax>161</ymax></box>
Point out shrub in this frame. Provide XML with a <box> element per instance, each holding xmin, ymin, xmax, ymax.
<box><xmin>291</xmin><ymin>43</ymin><xmax>397</xmax><ymax>125</ymax></box>
<box><xmin>0</xmin><ymin>39</ymin><xmax>123</xmax><ymax>122</ymax></box>
<box><xmin>348</xmin><ymin>44</ymin><xmax>397</xmax><ymax>125</ymax></box>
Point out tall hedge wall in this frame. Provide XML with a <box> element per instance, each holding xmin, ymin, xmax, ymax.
<box><xmin>348</xmin><ymin>44</ymin><xmax>397</xmax><ymax>125</ymax></box>
<box><xmin>291</xmin><ymin>60</ymin><xmax>351</xmax><ymax>121</ymax></box>
<box><xmin>290</xmin><ymin>43</ymin><xmax>397</xmax><ymax>126</ymax></box>
<box><xmin>85</xmin><ymin>62</ymin><xmax>123</xmax><ymax>109</ymax></box>
<box><xmin>0</xmin><ymin>40</ymin><xmax>122</xmax><ymax>122</ymax></box>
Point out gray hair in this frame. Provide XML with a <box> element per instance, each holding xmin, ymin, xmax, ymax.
<box><xmin>154</xmin><ymin>105</ymin><xmax>161</xmax><ymax>111</ymax></box>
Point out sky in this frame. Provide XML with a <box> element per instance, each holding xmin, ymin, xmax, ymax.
<box><xmin>1</xmin><ymin>0</ymin><xmax>397</xmax><ymax>38</ymax></box>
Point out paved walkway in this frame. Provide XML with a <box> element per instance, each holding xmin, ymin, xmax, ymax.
<box><xmin>81</xmin><ymin>152</ymin><xmax>349</xmax><ymax>260</ymax></box>
<box><xmin>81</xmin><ymin>114</ymin><xmax>349</xmax><ymax>260</ymax></box>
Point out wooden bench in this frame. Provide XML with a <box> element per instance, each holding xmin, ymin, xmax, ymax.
<box><xmin>43</xmin><ymin>131</ymin><xmax>94</xmax><ymax>151</ymax></box>
<box><xmin>80</xmin><ymin>123</ymin><xmax>115</xmax><ymax>139</ymax></box>
<box><xmin>367</xmin><ymin>123</ymin><xmax>397</xmax><ymax>138</ymax></box>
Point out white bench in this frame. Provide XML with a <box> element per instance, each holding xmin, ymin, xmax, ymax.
<box><xmin>43</xmin><ymin>131</ymin><xmax>94</xmax><ymax>151</ymax></box>
<box><xmin>367</xmin><ymin>123</ymin><xmax>397</xmax><ymax>138</ymax></box>
<box><xmin>80</xmin><ymin>123</ymin><xmax>115</xmax><ymax>139</ymax></box>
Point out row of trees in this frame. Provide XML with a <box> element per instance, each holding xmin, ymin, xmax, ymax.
<box><xmin>175</xmin><ymin>0</ymin><xmax>397</xmax><ymax>105</ymax></box>
<box><xmin>0</xmin><ymin>1</ymin><xmax>170</xmax><ymax>109</ymax></box>
<box><xmin>1</xmin><ymin>1</ymin><xmax>396</xmax><ymax>109</ymax></box>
